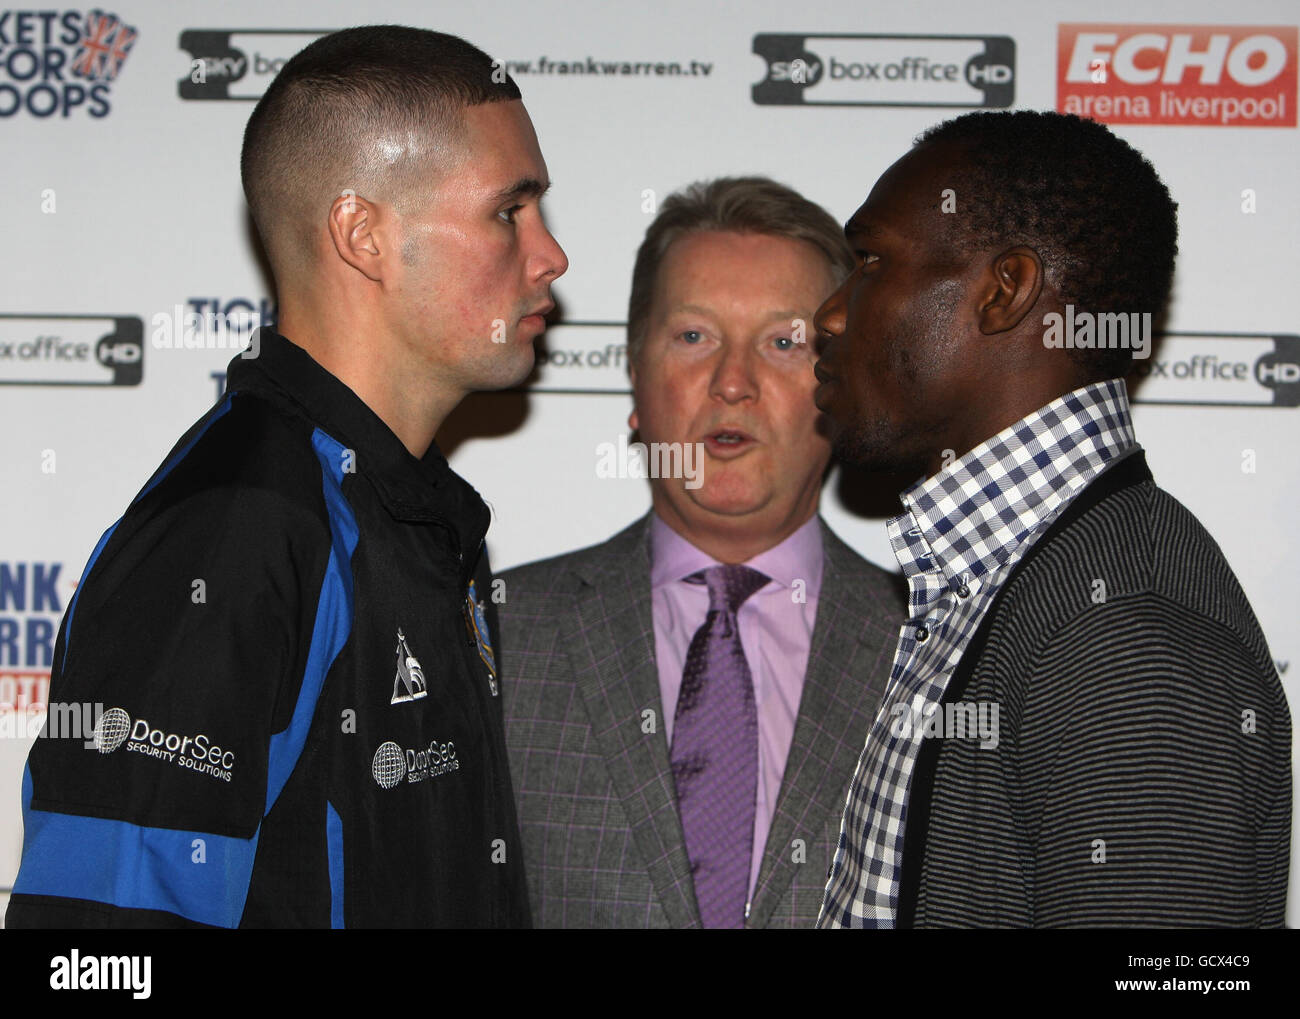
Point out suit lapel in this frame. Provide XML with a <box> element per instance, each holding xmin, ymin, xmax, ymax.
<box><xmin>561</xmin><ymin>515</ymin><xmax>701</xmax><ymax>928</ymax></box>
<box><xmin>746</xmin><ymin>520</ymin><xmax>898</xmax><ymax>927</ymax></box>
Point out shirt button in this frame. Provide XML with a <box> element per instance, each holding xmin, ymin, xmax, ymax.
<box><xmin>956</xmin><ymin>584</ymin><xmax>970</xmax><ymax>598</ymax></box>
<box><xmin>915</xmin><ymin>625</ymin><xmax>929</xmax><ymax>643</ymax></box>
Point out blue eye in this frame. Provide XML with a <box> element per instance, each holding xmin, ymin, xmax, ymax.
<box><xmin>774</xmin><ymin>336</ymin><xmax>795</xmax><ymax>351</ymax></box>
<box><xmin>679</xmin><ymin>329</ymin><xmax>703</xmax><ymax>344</ymax></box>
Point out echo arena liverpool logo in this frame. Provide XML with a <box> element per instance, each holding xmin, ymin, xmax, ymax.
<box><xmin>1057</xmin><ymin>24</ymin><xmax>1298</xmax><ymax>127</ymax></box>
<box><xmin>752</xmin><ymin>33</ymin><xmax>1014</xmax><ymax>107</ymax></box>
<box><xmin>0</xmin><ymin>8</ymin><xmax>137</xmax><ymax>117</ymax></box>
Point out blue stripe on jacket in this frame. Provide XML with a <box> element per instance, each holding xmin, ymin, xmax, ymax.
<box><xmin>13</xmin><ymin>414</ymin><xmax>360</xmax><ymax>927</ymax></box>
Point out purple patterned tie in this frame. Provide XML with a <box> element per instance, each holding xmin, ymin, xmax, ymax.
<box><xmin>670</xmin><ymin>564</ymin><xmax>770</xmax><ymax>928</ymax></box>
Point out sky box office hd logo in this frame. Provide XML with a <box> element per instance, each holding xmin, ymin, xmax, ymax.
<box><xmin>1127</xmin><ymin>333</ymin><xmax>1300</xmax><ymax>408</ymax></box>
<box><xmin>178</xmin><ymin>28</ymin><xmax>329</xmax><ymax>100</ymax></box>
<box><xmin>0</xmin><ymin>314</ymin><xmax>142</xmax><ymax>386</ymax></box>
<box><xmin>0</xmin><ymin>8</ymin><xmax>136</xmax><ymax>117</ymax></box>
<box><xmin>752</xmin><ymin>33</ymin><xmax>1014</xmax><ymax>107</ymax></box>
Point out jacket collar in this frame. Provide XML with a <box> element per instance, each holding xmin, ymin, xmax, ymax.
<box><xmin>225</xmin><ymin>329</ymin><xmax>489</xmax><ymax>558</ymax></box>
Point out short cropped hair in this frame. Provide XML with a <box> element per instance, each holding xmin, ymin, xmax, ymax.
<box><xmin>916</xmin><ymin>110</ymin><xmax>1178</xmax><ymax>381</ymax></box>
<box><xmin>241</xmin><ymin>25</ymin><xmax>520</xmax><ymax>282</ymax></box>
<box><xmin>626</xmin><ymin>177</ymin><xmax>854</xmax><ymax>365</ymax></box>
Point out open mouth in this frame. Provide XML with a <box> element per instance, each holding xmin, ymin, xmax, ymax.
<box><xmin>703</xmin><ymin>428</ymin><xmax>756</xmax><ymax>458</ymax></box>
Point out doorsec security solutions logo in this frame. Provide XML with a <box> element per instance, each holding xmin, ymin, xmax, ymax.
<box><xmin>371</xmin><ymin>738</ymin><xmax>459</xmax><ymax>789</ymax></box>
<box><xmin>92</xmin><ymin>706</ymin><xmax>236</xmax><ymax>782</ymax></box>
<box><xmin>178</xmin><ymin>28</ymin><xmax>328</xmax><ymax>99</ymax></box>
<box><xmin>0</xmin><ymin>314</ymin><xmax>142</xmax><ymax>385</ymax></box>
<box><xmin>753</xmin><ymin>33</ymin><xmax>1014</xmax><ymax>107</ymax></box>
<box><xmin>0</xmin><ymin>8</ymin><xmax>136</xmax><ymax>117</ymax></box>
<box><xmin>1127</xmin><ymin>333</ymin><xmax>1300</xmax><ymax>407</ymax></box>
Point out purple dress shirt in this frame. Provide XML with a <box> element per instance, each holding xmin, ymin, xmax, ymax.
<box><xmin>649</xmin><ymin>513</ymin><xmax>824</xmax><ymax>905</ymax></box>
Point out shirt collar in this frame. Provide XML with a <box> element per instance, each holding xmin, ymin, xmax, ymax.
<box><xmin>649</xmin><ymin>511</ymin><xmax>824</xmax><ymax>593</ymax></box>
<box><xmin>891</xmin><ymin>377</ymin><xmax>1138</xmax><ymax>587</ymax></box>
<box><xmin>225</xmin><ymin>329</ymin><xmax>490</xmax><ymax>555</ymax></box>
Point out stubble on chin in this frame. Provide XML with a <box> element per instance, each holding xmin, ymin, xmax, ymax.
<box><xmin>831</xmin><ymin>409</ymin><xmax>941</xmax><ymax>478</ymax></box>
<box><xmin>831</xmin><ymin>330</ymin><xmax>936</xmax><ymax>474</ymax></box>
<box><xmin>832</xmin><ymin>416</ymin><xmax>901</xmax><ymax>473</ymax></box>
<box><xmin>485</xmin><ymin>339</ymin><xmax>537</xmax><ymax>391</ymax></box>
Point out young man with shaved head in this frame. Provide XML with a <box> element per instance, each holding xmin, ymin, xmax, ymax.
<box><xmin>814</xmin><ymin>110</ymin><xmax>1290</xmax><ymax>928</ymax></box>
<box><xmin>8</xmin><ymin>26</ymin><xmax>566</xmax><ymax>928</ymax></box>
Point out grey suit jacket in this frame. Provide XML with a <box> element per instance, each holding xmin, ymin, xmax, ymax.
<box><xmin>497</xmin><ymin>513</ymin><xmax>901</xmax><ymax>928</ymax></box>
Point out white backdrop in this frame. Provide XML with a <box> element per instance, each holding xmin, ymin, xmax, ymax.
<box><xmin>1</xmin><ymin>0</ymin><xmax>1296</xmax><ymax>925</ymax></box>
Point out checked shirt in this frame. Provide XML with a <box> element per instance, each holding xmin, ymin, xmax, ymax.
<box><xmin>817</xmin><ymin>378</ymin><xmax>1138</xmax><ymax>928</ymax></box>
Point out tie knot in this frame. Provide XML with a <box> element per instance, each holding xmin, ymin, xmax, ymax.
<box><xmin>687</xmin><ymin>564</ymin><xmax>770</xmax><ymax>614</ymax></box>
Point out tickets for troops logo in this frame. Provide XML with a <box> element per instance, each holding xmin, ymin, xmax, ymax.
<box><xmin>0</xmin><ymin>8</ymin><xmax>137</xmax><ymax>117</ymax></box>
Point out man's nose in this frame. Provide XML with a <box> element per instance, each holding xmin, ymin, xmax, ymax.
<box><xmin>813</xmin><ymin>284</ymin><xmax>847</xmax><ymax>357</ymax></box>
<box><xmin>813</xmin><ymin>283</ymin><xmax>846</xmax><ymax>341</ymax></box>
<box><xmin>535</xmin><ymin>224</ymin><xmax>569</xmax><ymax>282</ymax></box>
<box><xmin>709</xmin><ymin>344</ymin><xmax>758</xmax><ymax>403</ymax></box>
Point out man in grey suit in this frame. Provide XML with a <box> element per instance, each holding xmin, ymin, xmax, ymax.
<box><xmin>496</xmin><ymin>177</ymin><xmax>901</xmax><ymax>928</ymax></box>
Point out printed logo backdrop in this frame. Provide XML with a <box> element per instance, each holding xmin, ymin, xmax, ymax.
<box><xmin>2</xmin><ymin>0</ymin><xmax>1297</xmax><ymax>924</ymax></box>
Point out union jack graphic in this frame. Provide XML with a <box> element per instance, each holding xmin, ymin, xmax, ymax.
<box><xmin>71</xmin><ymin>10</ymin><xmax>138</xmax><ymax>82</ymax></box>
<box><xmin>105</xmin><ymin>21</ymin><xmax>137</xmax><ymax>80</ymax></box>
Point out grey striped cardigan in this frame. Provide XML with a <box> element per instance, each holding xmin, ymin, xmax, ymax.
<box><xmin>897</xmin><ymin>451</ymin><xmax>1291</xmax><ymax>927</ymax></box>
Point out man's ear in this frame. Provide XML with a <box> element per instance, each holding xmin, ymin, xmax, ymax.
<box><xmin>326</xmin><ymin>190</ymin><xmax>385</xmax><ymax>283</ymax></box>
<box><xmin>976</xmin><ymin>245</ymin><xmax>1043</xmax><ymax>335</ymax></box>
